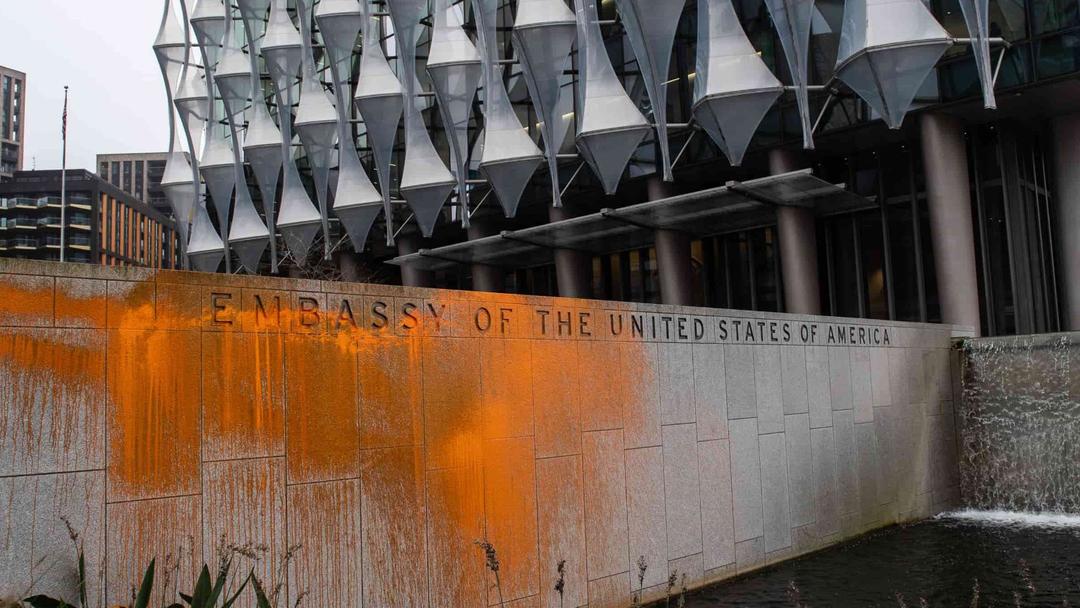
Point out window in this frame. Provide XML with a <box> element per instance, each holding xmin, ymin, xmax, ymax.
<box><xmin>123</xmin><ymin>161</ymin><xmax>133</xmax><ymax>194</ymax></box>
<box><xmin>135</xmin><ymin>162</ymin><xmax>144</xmax><ymax>198</ymax></box>
<box><xmin>969</xmin><ymin>123</ymin><xmax>1060</xmax><ymax>335</ymax></box>
<box><xmin>111</xmin><ymin>163</ymin><xmax>120</xmax><ymax>187</ymax></box>
<box><xmin>10</xmin><ymin>80</ymin><xmax>19</xmax><ymax>142</ymax></box>
<box><xmin>1</xmin><ymin>76</ymin><xmax>10</xmax><ymax>140</ymax></box>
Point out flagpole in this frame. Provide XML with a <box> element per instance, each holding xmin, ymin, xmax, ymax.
<box><xmin>60</xmin><ymin>85</ymin><xmax>69</xmax><ymax>263</ymax></box>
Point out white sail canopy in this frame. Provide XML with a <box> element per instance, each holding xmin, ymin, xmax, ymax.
<box><xmin>153</xmin><ymin>0</ymin><xmax>188</xmax><ymax>93</ymax></box>
<box><xmin>239</xmin><ymin>0</ymin><xmax>283</xmax><ymax>271</ymax></box>
<box><xmin>355</xmin><ymin>2</ymin><xmax>404</xmax><ymax>246</ymax></box>
<box><xmin>236</xmin><ymin>0</ymin><xmax>270</xmax><ymax>32</ymax></box>
<box><xmin>765</xmin><ymin>0</ymin><xmax>816</xmax><ymax>148</ymax></box>
<box><xmin>318</xmin><ymin>0</ymin><xmax>383</xmax><ymax>253</ymax></box>
<box><xmin>295</xmin><ymin>0</ymin><xmax>339</xmax><ymax>259</ymax></box>
<box><xmin>427</xmin><ymin>0</ymin><xmax>483</xmax><ymax>228</ymax></box>
<box><xmin>389</xmin><ymin>0</ymin><xmax>455</xmax><ymax>238</ymax></box>
<box><xmin>835</xmin><ymin>0</ymin><xmax>952</xmax><ymax>129</ymax></box>
<box><xmin>213</xmin><ymin>8</ymin><xmax>252</xmax><ymax>121</ymax></box>
<box><xmin>190</xmin><ymin>0</ymin><xmax>226</xmax><ymax>68</ymax></box>
<box><xmin>615</xmin><ymin>0</ymin><xmax>685</xmax><ymax>181</ymax></box>
<box><xmin>958</xmin><ymin>0</ymin><xmax>997</xmax><ymax>109</ymax></box>
<box><xmin>157</xmin><ymin>0</ymin><xmax>984</xmax><ymax>272</ymax></box>
<box><xmin>187</xmin><ymin>201</ymin><xmax>227</xmax><ymax>272</ymax></box>
<box><xmin>216</xmin><ymin>2</ymin><xmax>269</xmax><ymax>273</ymax></box>
<box><xmin>264</xmin><ymin>0</ymin><xmax>322</xmax><ymax>263</ymax></box>
<box><xmin>513</xmin><ymin>0</ymin><xmax>578</xmax><ymax>208</ymax></box>
<box><xmin>575</xmin><ymin>0</ymin><xmax>651</xmax><ymax>195</ymax></box>
<box><xmin>693</xmin><ymin>0</ymin><xmax>784</xmax><ymax>166</ymax></box>
<box><xmin>474</xmin><ymin>0</ymin><xmax>543</xmax><ymax>219</ymax></box>
<box><xmin>173</xmin><ymin>55</ymin><xmax>209</xmax><ymax>153</ymax></box>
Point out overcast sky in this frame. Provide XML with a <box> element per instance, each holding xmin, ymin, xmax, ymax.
<box><xmin>1</xmin><ymin>0</ymin><xmax>168</xmax><ymax>172</ymax></box>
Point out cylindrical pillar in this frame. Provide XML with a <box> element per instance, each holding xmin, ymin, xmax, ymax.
<box><xmin>1051</xmin><ymin>113</ymin><xmax>1080</xmax><ymax>330</ymax></box>
<box><xmin>397</xmin><ymin>232</ymin><xmax>435</xmax><ymax>288</ymax></box>
<box><xmin>920</xmin><ymin>113</ymin><xmax>982</xmax><ymax>334</ymax></box>
<box><xmin>337</xmin><ymin>251</ymin><xmax>364</xmax><ymax>283</ymax></box>
<box><xmin>655</xmin><ymin>229</ymin><xmax>694</xmax><ymax>305</ymax></box>
<box><xmin>648</xmin><ymin>177</ymin><xmax>695</xmax><ymax>305</ymax></box>
<box><xmin>770</xmin><ymin>149</ymin><xmax>822</xmax><ymax>315</ymax></box>
<box><xmin>549</xmin><ymin>205</ymin><xmax>591</xmax><ymax>298</ymax></box>
<box><xmin>467</xmin><ymin>219</ymin><xmax>505</xmax><ymax>293</ymax></box>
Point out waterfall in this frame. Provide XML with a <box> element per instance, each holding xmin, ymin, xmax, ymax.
<box><xmin>958</xmin><ymin>333</ymin><xmax>1080</xmax><ymax>513</ymax></box>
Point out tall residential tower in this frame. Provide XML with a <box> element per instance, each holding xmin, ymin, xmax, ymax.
<box><xmin>0</xmin><ymin>65</ymin><xmax>26</xmax><ymax>180</ymax></box>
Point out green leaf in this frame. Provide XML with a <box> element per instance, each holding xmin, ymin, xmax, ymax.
<box><xmin>251</xmin><ymin>572</ymin><xmax>273</xmax><ymax>608</ymax></box>
<box><xmin>206</xmin><ymin>559</ymin><xmax>231</xmax><ymax>607</ymax></box>
<box><xmin>190</xmin><ymin>565</ymin><xmax>213</xmax><ymax>608</ymax></box>
<box><xmin>77</xmin><ymin>548</ymin><xmax>87</xmax><ymax>608</ymax></box>
<box><xmin>222</xmin><ymin>571</ymin><xmax>252</xmax><ymax>608</ymax></box>
<box><xmin>179</xmin><ymin>592</ymin><xmax>194</xmax><ymax>603</ymax></box>
<box><xmin>166</xmin><ymin>604</ymin><xmax>186</xmax><ymax>608</ymax></box>
<box><xmin>134</xmin><ymin>558</ymin><xmax>156</xmax><ymax>608</ymax></box>
<box><xmin>22</xmin><ymin>595</ymin><xmax>69</xmax><ymax>608</ymax></box>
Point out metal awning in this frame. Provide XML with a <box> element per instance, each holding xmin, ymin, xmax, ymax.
<box><xmin>388</xmin><ymin>169</ymin><xmax>868</xmax><ymax>271</ymax></box>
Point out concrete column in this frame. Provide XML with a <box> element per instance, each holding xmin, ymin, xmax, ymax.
<box><xmin>1051</xmin><ymin>113</ymin><xmax>1080</xmax><ymax>330</ymax></box>
<box><xmin>396</xmin><ymin>232</ymin><xmax>435</xmax><ymax>288</ymax></box>
<box><xmin>648</xmin><ymin>177</ymin><xmax>695</xmax><ymax>305</ymax></box>
<box><xmin>337</xmin><ymin>251</ymin><xmax>363</xmax><ymax>283</ymax></box>
<box><xmin>770</xmin><ymin>149</ymin><xmax>822</xmax><ymax>315</ymax></box>
<box><xmin>920</xmin><ymin>113</ymin><xmax>982</xmax><ymax>333</ymax></box>
<box><xmin>549</xmin><ymin>205</ymin><xmax>591</xmax><ymax>298</ymax></box>
<box><xmin>467</xmin><ymin>219</ymin><xmax>505</xmax><ymax>293</ymax></box>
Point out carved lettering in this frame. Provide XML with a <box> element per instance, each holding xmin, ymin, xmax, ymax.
<box><xmin>427</xmin><ymin>302</ymin><xmax>447</xmax><ymax>332</ymax></box>
<box><xmin>610</xmin><ymin>313</ymin><xmax>624</xmax><ymax>337</ymax></box>
<box><xmin>253</xmin><ymin>294</ymin><xmax>281</xmax><ymax>328</ymax></box>
<box><xmin>536</xmin><ymin>309</ymin><xmax>551</xmax><ymax>335</ymax></box>
<box><xmin>499</xmin><ymin>308</ymin><xmax>512</xmax><ymax>335</ymax></box>
<box><xmin>475</xmin><ymin>307</ymin><xmax>492</xmax><ymax>332</ymax></box>
<box><xmin>211</xmin><ymin>292</ymin><xmax>234</xmax><ymax>325</ymax></box>
<box><xmin>401</xmin><ymin>302</ymin><xmax>420</xmax><ymax>331</ymax></box>
<box><xmin>578</xmin><ymin>311</ymin><xmax>592</xmax><ymax>337</ymax></box>
<box><xmin>557</xmin><ymin>311</ymin><xmax>572</xmax><ymax>337</ymax></box>
<box><xmin>370</xmin><ymin>300</ymin><xmax>389</xmax><ymax>329</ymax></box>
<box><xmin>298</xmin><ymin>297</ymin><xmax>321</xmax><ymax>328</ymax></box>
<box><xmin>336</xmin><ymin>299</ymin><xmax>358</xmax><ymax>330</ymax></box>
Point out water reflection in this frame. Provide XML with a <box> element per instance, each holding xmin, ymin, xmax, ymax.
<box><xmin>681</xmin><ymin>513</ymin><xmax>1080</xmax><ymax>606</ymax></box>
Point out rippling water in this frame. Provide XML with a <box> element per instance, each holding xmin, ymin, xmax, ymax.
<box><xmin>680</xmin><ymin>512</ymin><xmax>1080</xmax><ymax>607</ymax></box>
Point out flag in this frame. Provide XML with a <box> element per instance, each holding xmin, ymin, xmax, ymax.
<box><xmin>62</xmin><ymin>89</ymin><xmax>68</xmax><ymax>139</ymax></box>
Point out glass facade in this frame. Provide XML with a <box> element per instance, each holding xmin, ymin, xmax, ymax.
<box><xmin>1</xmin><ymin>76</ymin><xmax>10</xmax><ymax>141</ymax></box>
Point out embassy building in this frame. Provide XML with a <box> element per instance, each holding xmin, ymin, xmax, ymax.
<box><xmin>385</xmin><ymin>0</ymin><xmax>1080</xmax><ymax>340</ymax></box>
<box><xmin>154</xmin><ymin>0</ymin><xmax>1080</xmax><ymax>338</ymax></box>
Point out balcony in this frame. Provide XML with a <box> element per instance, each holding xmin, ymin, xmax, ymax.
<box><xmin>13</xmin><ymin>198</ymin><xmax>39</xmax><ymax>210</ymax></box>
<box><xmin>70</xmin><ymin>215</ymin><xmax>92</xmax><ymax>229</ymax></box>
<box><xmin>39</xmin><ymin>196</ymin><xmax>62</xmax><ymax>208</ymax></box>
<box><xmin>43</xmin><ymin>235</ymin><xmax>91</xmax><ymax>249</ymax></box>
<box><xmin>9</xmin><ymin>217</ymin><xmax>38</xmax><ymax>229</ymax></box>
<box><xmin>10</xmin><ymin>237</ymin><xmax>39</xmax><ymax>250</ymax></box>
<box><xmin>68</xmin><ymin>195</ymin><xmax>93</xmax><ymax>210</ymax></box>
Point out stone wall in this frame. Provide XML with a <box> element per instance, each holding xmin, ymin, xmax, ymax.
<box><xmin>0</xmin><ymin>259</ymin><xmax>966</xmax><ymax>608</ymax></box>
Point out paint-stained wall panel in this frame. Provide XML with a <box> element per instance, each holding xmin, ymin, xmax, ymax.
<box><xmin>0</xmin><ymin>261</ymin><xmax>964</xmax><ymax>607</ymax></box>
